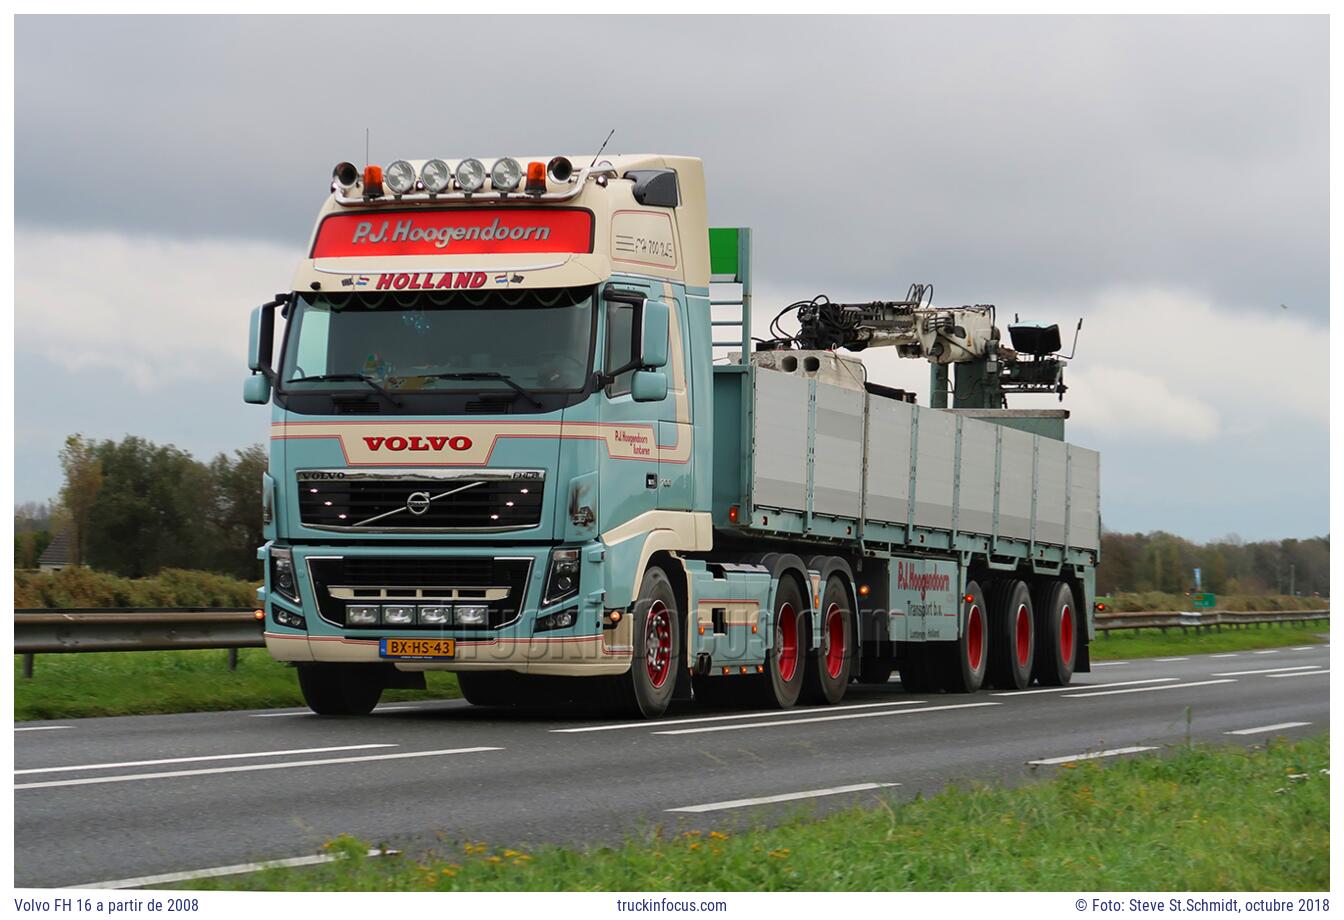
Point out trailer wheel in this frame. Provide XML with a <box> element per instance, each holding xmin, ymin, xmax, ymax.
<box><xmin>296</xmin><ymin>664</ymin><xmax>383</xmax><ymax>716</ymax></box>
<box><xmin>616</xmin><ymin>566</ymin><xmax>681</xmax><ymax>719</ymax></box>
<box><xmin>1033</xmin><ymin>581</ymin><xmax>1077</xmax><ymax>686</ymax></box>
<box><xmin>802</xmin><ymin>577</ymin><xmax>853</xmax><ymax>705</ymax></box>
<box><xmin>940</xmin><ymin>579</ymin><xmax>988</xmax><ymax>692</ymax></box>
<box><xmin>987</xmin><ymin>580</ymin><xmax>1035</xmax><ymax>690</ymax></box>
<box><xmin>757</xmin><ymin>576</ymin><xmax>807</xmax><ymax>708</ymax></box>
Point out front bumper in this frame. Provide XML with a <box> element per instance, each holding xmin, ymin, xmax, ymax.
<box><xmin>260</xmin><ymin>541</ymin><xmax>632</xmax><ymax>676</ymax></box>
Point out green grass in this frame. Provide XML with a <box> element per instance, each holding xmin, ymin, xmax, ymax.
<box><xmin>180</xmin><ymin>735</ymin><xmax>1329</xmax><ymax>892</ymax></box>
<box><xmin>1091</xmin><ymin>620</ymin><xmax>1328</xmax><ymax>661</ymax></box>
<box><xmin>1100</xmin><ymin>592</ymin><xmax>1326</xmax><ymax>613</ymax></box>
<box><xmin>13</xmin><ymin>649</ymin><xmax>460</xmax><ymax>721</ymax></box>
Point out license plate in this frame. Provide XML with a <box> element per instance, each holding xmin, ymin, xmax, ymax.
<box><xmin>380</xmin><ymin>638</ymin><xmax>456</xmax><ymax>659</ymax></box>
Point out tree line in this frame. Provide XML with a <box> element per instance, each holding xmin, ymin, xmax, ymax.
<box><xmin>14</xmin><ymin>433</ymin><xmax>1331</xmax><ymax>597</ymax></box>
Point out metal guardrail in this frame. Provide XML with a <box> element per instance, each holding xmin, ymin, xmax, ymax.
<box><xmin>1095</xmin><ymin>608</ymin><xmax>1329</xmax><ymax>633</ymax></box>
<box><xmin>14</xmin><ymin>607</ymin><xmax>263</xmax><ymax>678</ymax></box>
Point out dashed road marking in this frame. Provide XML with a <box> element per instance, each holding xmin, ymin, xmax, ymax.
<box><xmin>1225</xmin><ymin>722</ymin><xmax>1311</xmax><ymax>735</ymax></box>
<box><xmin>1252</xmin><ymin>649</ymin><xmax>1281</xmax><ymax>655</ymax></box>
<box><xmin>1210</xmin><ymin>654</ymin><xmax>1239</xmax><ymax>658</ymax></box>
<box><xmin>1091</xmin><ymin>662</ymin><xmax>1128</xmax><ymax>667</ymax></box>
<box><xmin>1293</xmin><ymin>646</ymin><xmax>1318</xmax><ymax>651</ymax></box>
<box><xmin>1064</xmin><ymin>679</ymin><xmax>1236</xmax><ymax>698</ymax></box>
<box><xmin>1154</xmin><ymin>657</ymin><xmax>1189</xmax><ymax>662</ymax></box>
<box><xmin>70</xmin><ymin>848</ymin><xmax>396</xmax><ymax>889</ymax></box>
<box><xmin>652</xmin><ymin>702</ymin><xmax>1000</xmax><ymax>736</ymax></box>
<box><xmin>16</xmin><ymin>747</ymin><xmax>502</xmax><ymax>790</ymax></box>
<box><xmin>15</xmin><ymin>726</ymin><xmax>69</xmax><ymax>732</ymax></box>
<box><xmin>1029</xmin><ymin>746</ymin><xmax>1158</xmax><ymax>766</ymax></box>
<box><xmin>1211</xmin><ymin>666</ymin><xmax>1320</xmax><ymax>677</ymax></box>
<box><xmin>1267</xmin><ymin>669</ymin><xmax>1329</xmax><ymax>679</ymax></box>
<box><xmin>667</xmin><ymin>782</ymin><xmax>900</xmax><ymax>813</ymax></box>
<box><xmin>15</xmin><ymin>744</ymin><xmax>394</xmax><ymax>776</ymax></box>
<box><xmin>553</xmin><ymin>699</ymin><xmax>930</xmax><ymax>734</ymax></box>
<box><xmin>992</xmin><ymin>678</ymin><xmax>1177</xmax><ymax>697</ymax></box>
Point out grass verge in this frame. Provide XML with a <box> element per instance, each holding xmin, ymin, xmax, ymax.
<box><xmin>1090</xmin><ymin>620</ymin><xmax>1328</xmax><ymax>661</ymax></box>
<box><xmin>181</xmin><ymin>735</ymin><xmax>1328</xmax><ymax>892</ymax></box>
<box><xmin>13</xmin><ymin>649</ymin><xmax>460</xmax><ymax>721</ymax></box>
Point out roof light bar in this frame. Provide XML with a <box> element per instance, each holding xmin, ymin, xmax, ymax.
<box><xmin>420</xmin><ymin>158</ymin><xmax>451</xmax><ymax>194</ymax></box>
<box><xmin>385</xmin><ymin>160</ymin><xmax>416</xmax><ymax>195</ymax></box>
<box><xmin>491</xmin><ymin>157</ymin><xmax>522</xmax><ymax>193</ymax></box>
<box><xmin>455</xmin><ymin>158</ymin><xmax>486</xmax><ymax>193</ymax></box>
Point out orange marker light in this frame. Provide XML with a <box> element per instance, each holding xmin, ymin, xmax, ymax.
<box><xmin>698</xmin><ymin>626</ymin><xmax>705</xmax><ymax>635</ymax></box>
<box><xmin>253</xmin><ymin>609</ymin><xmax>265</xmax><ymax>621</ymax></box>
<box><xmin>1095</xmin><ymin>602</ymin><xmax>1107</xmax><ymax>612</ymax></box>
<box><xmin>610</xmin><ymin>610</ymin><xmax>622</xmax><ymax>623</ymax></box>
<box><xmin>363</xmin><ymin>164</ymin><xmax>384</xmax><ymax>197</ymax></box>
<box><xmin>858</xmin><ymin>584</ymin><xmax>871</xmax><ymax>597</ymax></box>
<box><xmin>525</xmin><ymin>161</ymin><xmax>547</xmax><ymax>195</ymax></box>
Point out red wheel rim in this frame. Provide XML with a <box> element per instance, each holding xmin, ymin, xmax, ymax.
<box><xmin>824</xmin><ymin>603</ymin><xmax>845</xmax><ymax>679</ymax></box>
<box><xmin>1015</xmin><ymin>604</ymin><xmax>1030</xmax><ymax>668</ymax></box>
<box><xmin>966</xmin><ymin>603</ymin><xmax>983</xmax><ymax>671</ymax></box>
<box><xmin>1059</xmin><ymin>604</ymin><xmax>1074</xmax><ymax>664</ymax></box>
<box><xmin>777</xmin><ymin>602</ymin><xmax>799</xmax><ymax>682</ymax></box>
<box><xmin>645</xmin><ymin>600</ymin><xmax>672</xmax><ymax>689</ymax></box>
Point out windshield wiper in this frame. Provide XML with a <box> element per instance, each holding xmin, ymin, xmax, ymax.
<box><xmin>287</xmin><ymin>374</ymin><xmax>402</xmax><ymax>408</ymax></box>
<box><xmin>428</xmin><ymin>372</ymin><xmax>543</xmax><ymax>408</ymax></box>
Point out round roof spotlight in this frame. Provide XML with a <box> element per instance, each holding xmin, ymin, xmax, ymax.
<box><xmin>332</xmin><ymin>161</ymin><xmax>359</xmax><ymax>191</ymax></box>
<box><xmin>385</xmin><ymin>159</ymin><xmax>417</xmax><ymax>195</ymax></box>
<box><xmin>490</xmin><ymin>157</ymin><xmax>522</xmax><ymax>192</ymax></box>
<box><xmin>547</xmin><ymin>156</ymin><xmax>574</xmax><ymax>183</ymax></box>
<box><xmin>420</xmin><ymin>158</ymin><xmax>452</xmax><ymax>194</ymax></box>
<box><xmin>455</xmin><ymin>158</ymin><xmax>486</xmax><ymax>193</ymax></box>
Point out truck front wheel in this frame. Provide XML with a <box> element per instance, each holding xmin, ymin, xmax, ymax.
<box><xmin>296</xmin><ymin>664</ymin><xmax>383</xmax><ymax>716</ymax></box>
<box><xmin>616</xmin><ymin>566</ymin><xmax>681</xmax><ymax>719</ymax></box>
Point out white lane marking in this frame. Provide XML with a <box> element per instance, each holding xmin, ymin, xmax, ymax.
<box><xmin>1211</xmin><ymin>665</ymin><xmax>1321</xmax><ymax>677</ymax></box>
<box><xmin>1064</xmin><ymin>679</ymin><xmax>1236</xmax><ymax>698</ymax></box>
<box><xmin>15</xmin><ymin>726</ymin><xmax>69</xmax><ymax>732</ymax></box>
<box><xmin>16</xmin><ymin>744</ymin><xmax>394</xmax><ymax>776</ymax></box>
<box><xmin>1225</xmin><ymin>721</ymin><xmax>1312</xmax><ymax>735</ymax></box>
<box><xmin>1210</xmin><ymin>654</ymin><xmax>1239</xmax><ymax>658</ymax></box>
<box><xmin>1252</xmin><ymin>649</ymin><xmax>1281</xmax><ymax>655</ymax></box>
<box><xmin>653</xmin><ymin>701</ymin><xmax>1000</xmax><ymax>736</ymax></box>
<box><xmin>71</xmin><ymin>848</ymin><xmax>394</xmax><ymax>890</ymax></box>
<box><xmin>1293</xmin><ymin>646</ymin><xmax>1318</xmax><ymax>651</ymax></box>
<box><xmin>992</xmin><ymin>678</ymin><xmax>1177</xmax><ymax>697</ymax></box>
<box><xmin>1154</xmin><ymin>657</ymin><xmax>1189</xmax><ymax>662</ymax></box>
<box><xmin>1091</xmin><ymin>661</ymin><xmax>1128</xmax><ymax>667</ymax></box>
<box><xmin>249</xmin><ymin>711</ymin><xmax>310</xmax><ymax>718</ymax></box>
<box><xmin>16</xmin><ymin>747</ymin><xmax>501</xmax><ymax>790</ymax></box>
<box><xmin>1267</xmin><ymin>669</ymin><xmax>1329</xmax><ymax>679</ymax></box>
<box><xmin>667</xmin><ymin>782</ymin><xmax>900</xmax><ymax>813</ymax></box>
<box><xmin>1029</xmin><ymin>746</ymin><xmax>1158</xmax><ymax>765</ymax></box>
<box><xmin>553</xmin><ymin>699</ymin><xmax>931</xmax><ymax>733</ymax></box>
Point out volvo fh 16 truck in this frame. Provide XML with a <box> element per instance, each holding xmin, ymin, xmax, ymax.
<box><xmin>245</xmin><ymin>153</ymin><xmax>1100</xmax><ymax>719</ymax></box>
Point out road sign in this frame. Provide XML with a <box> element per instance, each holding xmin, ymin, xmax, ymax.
<box><xmin>1192</xmin><ymin>593</ymin><xmax>1216</xmax><ymax>609</ymax></box>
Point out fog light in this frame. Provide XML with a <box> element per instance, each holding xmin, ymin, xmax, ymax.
<box><xmin>347</xmin><ymin>605</ymin><xmax>379</xmax><ymax>626</ymax></box>
<box><xmin>535</xmin><ymin>608</ymin><xmax>577</xmax><ymax>633</ymax></box>
<box><xmin>419</xmin><ymin>605</ymin><xmax>452</xmax><ymax>626</ymax></box>
<box><xmin>456</xmin><ymin>604</ymin><xmax>488</xmax><ymax>626</ymax></box>
<box><xmin>273</xmin><ymin>607</ymin><xmax>306</xmax><ymax>630</ymax></box>
<box><xmin>382</xmin><ymin>605</ymin><xmax>417</xmax><ymax>626</ymax></box>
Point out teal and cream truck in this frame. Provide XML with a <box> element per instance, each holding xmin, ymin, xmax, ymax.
<box><xmin>244</xmin><ymin>153</ymin><xmax>1101</xmax><ymax>719</ymax></box>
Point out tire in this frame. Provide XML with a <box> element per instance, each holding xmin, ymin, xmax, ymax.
<box><xmin>858</xmin><ymin>656</ymin><xmax>894</xmax><ymax>685</ymax></box>
<box><xmin>939</xmin><ymin>579</ymin><xmax>989</xmax><ymax>693</ymax></box>
<box><xmin>802</xmin><ymin>576</ymin><xmax>853</xmax><ymax>705</ymax></box>
<box><xmin>613</xmin><ymin>566</ymin><xmax>681</xmax><ymax>719</ymax></box>
<box><xmin>986</xmin><ymin>579</ymin><xmax>1035</xmax><ymax>690</ymax></box>
<box><xmin>296</xmin><ymin>664</ymin><xmax>383</xmax><ymax>716</ymax></box>
<box><xmin>757</xmin><ymin>575</ymin><xmax>807</xmax><ymax>708</ymax></box>
<box><xmin>457</xmin><ymin>671</ymin><xmax>523</xmax><ymax>707</ymax></box>
<box><xmin>1033</xmin><ymin>581</ymin><xmax>1077</xmax><ymax>686</ymax></box>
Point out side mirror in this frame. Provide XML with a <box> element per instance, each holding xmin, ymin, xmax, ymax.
<box><xmin>243</xmin><ymin>374</ymin><xmax>272</xmax><ymax>404</ymax></box>
<box><xmin>639</xmin><ymin>300</ymin><xmax>669</xmax><ymax>369</ymax></box>
<box><xmin>248</xmin><ymin>305</ymin><xmax>273</xmax><ymax>374</ymax></box>
<box><xmin>631</xmin><ymin>370</ymin><xmax>668</xmax><ymax>402</ymax></box>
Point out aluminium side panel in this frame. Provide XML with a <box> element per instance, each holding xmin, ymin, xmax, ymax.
<box><xmin>912</xmin><ymin>406</ymin><xmax>955</xmax><ymax>529</ymax></box>
<box><xmin>812</xmin><ymin>382</ymin><xmax>864</xmax><ymax>519</ymax></box>
<box><xmin>751</xmin><ymin>370</ymin><xmax>809</xmax><ymax>512</ymax></box>
<box><xmin>957</xmin><ymin>418</ymin><xmax>998</xmax><ymax>536</ymax></box>
<box><xmin>1068</xmin><ymin>446</ymin><xmax>1102</xmax><ymax>551</ymax></box>
<box><xmin>863</xmin><ymin>396</ymin><xmax>914</xmax><ymax>525</ymax></box>
<box><xmin>998</xmin><ymin>427</ymin><xmax>1035</xmax><ymax>543</ymax></box>
<box><xmin>1035</xmin><ymin>438</ymin><xmax>1068</xmax><ymax>545</ymax></box>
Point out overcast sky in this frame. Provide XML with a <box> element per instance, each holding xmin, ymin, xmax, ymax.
<box><xmin>13</xmin><ymin>15</ymin><xmax>1329</xmax><ymax>541</ymax></box>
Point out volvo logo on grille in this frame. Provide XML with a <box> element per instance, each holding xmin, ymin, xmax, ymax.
<box><xmin>406</xmin><ymin>491</ymin><xmax>432</xmax><ymax>515</ymax></box>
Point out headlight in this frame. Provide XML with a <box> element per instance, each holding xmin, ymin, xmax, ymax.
<box><xmin>270</xmin><ymin>547</ymin><xmax>300</xmax><ymax>603</ymax></box>
<box><xmin>543</xmin><ymin>547</ymin><xmax>581</xmax><ymax>606</ymax></box>
<box><xmin>382</xmin><ymin>605</ymin><xmax>417</xmax><ymax>626</ymax></box>
<box><xmin>456</xmin><ymin>604</ymin><xmax>489</xmax><ymax>626</ymax></box>
<box><xmin>418</xmin><ymin>606</ymin><xmax>452</xmax><ymax>626</ymax></box>
<box><xmin>420</xmin><ymin>158</ymin><xmax>451</xmax><ymax>193</ymax></box>
<box><xmin>346</xmin><ymin>605</ymin><xmax>380</xmax><ymax>626</ymax></box>
<box><xmin>490</xmin><ymin>157</ymin><xmax>522</xmax><ymax>192</ymax></box>
<box><xmin>455</xmin><ymin>158</ymin><xmax>486</xmax><ymax>193</ymax></box>
<box><xmin>385</xmin><ymin>159</ymin><xmax>416</xmax><ymax>194</ymax></box>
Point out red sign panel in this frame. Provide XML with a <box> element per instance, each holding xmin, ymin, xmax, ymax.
<box><xmin>311</xmin><ymin>208</ymin><xmax>594</xmax><ymax>259</ymax></box>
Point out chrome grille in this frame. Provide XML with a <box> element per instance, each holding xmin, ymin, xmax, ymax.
<box><xmin>296</xmin><ymin>469</ymin><xmax>544</xmax><ymax>531</ymax></box>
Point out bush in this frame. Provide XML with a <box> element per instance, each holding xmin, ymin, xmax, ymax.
<box><xmin>14</xmin><ymin>567</ymin><xmax>259</xmax><ymax>609</ymax></box>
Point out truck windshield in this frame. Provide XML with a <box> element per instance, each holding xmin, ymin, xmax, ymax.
<box><xmin>279</xmin><ymin>286</ymin><xmax>596</xmax><ymax>397</ymax></box>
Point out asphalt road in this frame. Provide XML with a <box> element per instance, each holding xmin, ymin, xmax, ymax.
<box><xmin>14</xmin><ymin>643</ymin><xmax>1330</xmax><ymax>889</ymax></box>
